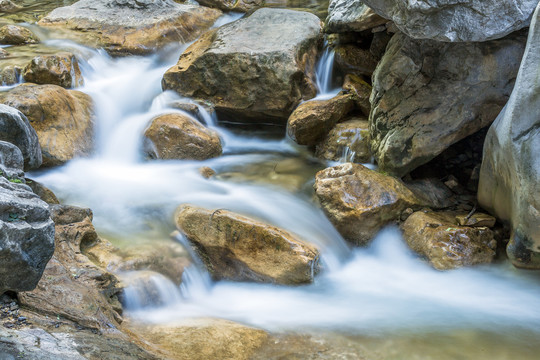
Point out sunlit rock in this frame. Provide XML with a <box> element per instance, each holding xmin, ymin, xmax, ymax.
<box><xmin>197</xmin><ymin>0</ymin><xmax>264</xmax><ymax>12</ymax></box>
<box><xmin>0</xmin><ymin>84</ymin><xmax>94</xmax><ymax>167</ymax></box>
<box><xmin>478</xmin><ymin>3</ymin><xmax>540</xmax><ymax>269</ymax></box>
<box><xmin>315</xmin><ymin>117</ymin><xmax>370</xmax><ymax>163</ymax></box>
<box><xmin>342</xmin><ymin>74</ymin><xmax>371</xmax><ymax>116</ymax></box>
<box><xmin>326</xmin><ymin>0</ymin><xmax>386</xmax><ymax>33</ymax></box>
<box><xmin>23</xmin><ymin>52</ymin><xmax>84</xmax><ymax>89</ymax></box>
<box><xmin>0</xmin><ymin>25</ymin><xmax>38</xmax><ymax>45</ymax></box>
<box><xmin>175</xmin><ymin>204</ymin><xmax>321</xmax><ymax>285</ymax></box>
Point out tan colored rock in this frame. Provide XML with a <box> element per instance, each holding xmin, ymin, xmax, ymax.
<box><xmin>175</xmin><ymin>205</ymin><xmax>320</xmax><ymax>284</ymax></box>
<box><xmin>23</xmin><ymin>52</ymin><xmax>84</xmax><ymax>88</ymax></box>
<box><xmin>314</xmin><ymin>163</ymin><xmax>424</xmax><ymax>245</ymax></box>
<box><xmin>343</xmin><ymin>74</ymin><xmax>371</xmax><ymax>116</ymax></box>
<box><xmin>0</xmin><ymin>66</ymin><xmax>20</xmax><ymax>86</ymax></box>
<box><xmin>0</xmin><ymin>0</ymin><xmax>22</xmax><ymax>13</ymax></box>
<box><xmin>402</xmin><ymin>211</ymin><xmax>497</xmax><ymax>270</ymax></box>
<box><xmin>0</xmin><ymin>25</ymin><xmax>38</xmax><ymax>45</ymax></box>
<box><xmin>334</xmin><ymin>44</ymin><xmax>379</xmax><ymax>77</ymax></box>
<box><xmin>144</xmin><ymin>113</ymin><xmax>222</xmax><ymax>160</ymax></box>
<box><xmin>197</xmin><ymin>0</ymin><xmax>264</xmax><ymax>12</ymax></box>
<box><xmin>315</xmin><ymin>118</ymin><xmax>370</xmax><ymax>163</ymax></box>
<box><xmin>287</xmin><ymin>93</ymin><xmax>354</xmax><ymax>146</ymax></box>
<box><xmin>0</xmin><ymin>48</ymin><xmax>7</xmax><ymax>58</ymax></box>
<box><xmin>25</xmin><ymin>178</ymin><xmax>60</xmax><ymax>204</ymax></box>
<box><xmin>455</xmin><ymin>213</ymin><xmax>496</xmax><ymax>227</ymax></box>
<box><xmin>0</xmin><ymin>84</ymin><xmax>94</xmax><ymax>166</ymax></box>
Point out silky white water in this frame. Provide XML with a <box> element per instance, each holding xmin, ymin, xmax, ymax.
<box><xmin>27</xmin><ymin>17</ymin><xmax>540</xmax><ymax>338</ymax></box>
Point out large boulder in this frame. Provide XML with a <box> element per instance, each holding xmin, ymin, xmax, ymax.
<box><xmin>314</xmin><ymin>163</ymin><xmax>425</xmax><ymax>245</ymax></box>
<box><xmin>23</xmin><ymin>52</ymin><xmax>84</xmax><ymax>89</ymax></box>
<box><xmin>0</xmin><ymin>25</ymin><xmax>38</xmax><ymax>45</ymax></box>
<box><xmin>162</xmin><ymin>8</ymin><xmax>321</xmax><ymax>124</ymax></box>
<box><xmin>370</xmin><ymin>31</ymin><xmax>526</xmax><ymax>177</ymax></box>
<box><xmin>0</xmin><ymin>141</ymin><xmax>54</xmax><ymax>294</ymax></box>
<box><xmin>0</xmin><ymin>84</ymin><xmax>94</xmax><ymax>167</ymax></box>
<box><xmin>143</xmin><ymin>113</ymin><xmax>222</xmax><ymax>160</ymax></box>
<box><xmin>38</xmin><ymin>0</ymin><xmax>222</xmax><ymax>56</ymax></box>
<box><xmin>175</xmin><ymin>205</ymin><xmax>321</xmax><ymax>285</ymax></box>
<box><xmin>362</xmin><ymin>0</ymin><xmax>538</xmax><ymax>42</ymax></box>
<box><xmin>478</xmin><ymin>3</ymin><xmax>540</xmax><ymax>269</ymax></box>
<box><xmin>0</xmin><ymin>104</ymin><xmax>42</xmax><ymax>170</ymax></box>
<box><xmin>325</xmin><ymin>0</ymin><xmax>387</xmax><ymax>33</ymax></box>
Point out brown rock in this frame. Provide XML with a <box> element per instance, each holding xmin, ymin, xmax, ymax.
<box><xmin>0</xmin><ymin>66</ymin><xmax>21</xmax><ymax>86</ymax></box>
<box><xmin>287</xmin><ymin>93</ymin><xmax>354</xmax><ymax>146</ymax></box>
<box><xmin>314</xmin><ymin>163</ymin><xmax>424</xmax><ymax>245</ymax></box>
<box><xmin>144</xmin><ymin>113</ymin><xmax>222</xmax><ymax>160</ymax></box>
<box><xmin>402</xmin><ymin>211</ymin><xmax>497</xmax><ymax>270</ymax></box>
<box><xmin>25</xmin><ymin>178</ymin><xmax>60</xmax><ymax>204</ymax></box>
<box><xmin>197</xmin><ymin>0</ymin><xmax>264</xmax><ymax>12</ymax></box>
<box><xmin>315</xmin><ymin>118</ymin><xmax>371</xmax><ymax>163</ymax></box>
<box><xmin>0</xmin><ymin>84</ymin><xmax>94</xmax><ymax>166</ymax></box>
<box><xmin>175</xmin><ymin>205</ymin><xmax>321</xmax><ymax>285</ymax></box>
<box><xmin>334</xmin><ymin>44</ymin><xmax>379</xmax><ymax>77</ymax></box>
<box><xmin>23</xmin><ymin>52</ymin><xmax>84</xmax><ymax>88</ymax></box>
<box><xmin>343</xmin><ymin>74</ymin><xmax>371</xmax><ymax>116</ymax></box>
<box><xmin>455</xmin><ymin>213</ymin><xmax>497</xmax><ymax>228</ymax></box>
<box><xmin>0</xmin><ymin>25</ymin><xmax>38</xmax><ymax>45</ymax></box>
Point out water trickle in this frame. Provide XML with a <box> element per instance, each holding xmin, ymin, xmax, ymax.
<box><xmin>313</xmin><ymin>42</ymin><xmax>340</xmax><ymax>100</ymax></box>
<box><xmin>122</xmin><ymin>271</ymin><xmax>183</xmax><ymax>311</ymax></box>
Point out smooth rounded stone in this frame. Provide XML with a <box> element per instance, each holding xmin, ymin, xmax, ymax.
<box><xmin>402</xmin><ymin>211</ymin><xmax>496</xmax><ymax>270</ymax></box>
<box><xmin>478</xmin><ymin>3</ymin><xmax>540</xmax><ymax>269</ymax></box>
<box><xmin>25</xmin><ymin>179</ymin><xmax>60</xmax><ymax>205</ymax></box>
<box><xmin>370</xmin><ymin>31</ymin><xmax>526</xmax><ymax>177</ymax></box>
<box><xmin>0</xmin><ymin>104</ymin><xmax>42</xmax><ymax>170</ymax></box>
<box><xmin>0</xmin><ymin>83</ymin><xmax>94</xmax><ymax>167</ymax></box>
<box><xmin>314</xmin><ymin>163</ymin><xmax>425</xmax><ymax>245</ymax></box>
<box><xmin>334</xmin><ymin>44</ymin><xmax>379</xmax><ymax>77</ymax></box>
<box><xmin>144</xmin><ymin>113</ymin><xmax>222</xmax><ymax>160</ymax></box>
<box><xmin>362</xmin><ymin>0</ymin><xmax>537</xmax><ymax>42</ymax></box>
<box><xmin>38</xmin><ymin>0</ymin><xmax>222</xmax><ymax>56</ymax></box>
<box><xmin>0</xmin><ymin>66</ymin><xmax>21</xmax><ymax>86</ymax></box>
<box><xmin>162</xmin><ymin>8</ymin><xmax>321</xmax><ymax>124</ymax></box>
<box><xmin>0</xmin><ymin>0</ymin><xmax>22</xmax><ymax>13</ymax></box>
<box><xmin>23</xmin><ymin>52</ymin><xmax>84</xmax><ymax>89</ymax></box>
<box><xmin>315</xmin><ymin>118</ymin><xmax>370</xmax><ymax>163</ymax></box>
<box><xmin>0</xmin><ymin>48</ymin><xmax>7</xmax><ymax>58</ymax></box>
<box><xmin>175</xmin><ymin>204</ymin><xmax>321</xmax><ymax>285</ymax></box>
<box><xmin>197</xmin><ymin>0</ymin><xmax>264</xmax><ymax>12</ymax></box>
<box><xmin>343</xmin><ymin>74</ymin><xmax>371</xmax><ymax>116</ymax></box>
<box><xmin>0</xmin><ymin>140</ymin><xmax>24</xmax><ymax>173</ymax></box>
<box><xmin>326</xmin><ymin>0</ymin><xmax>387</xmax><ymax>33</ymax></box>
<box><xmin>0</xmin><ymin>25</ymin><xmax>38</xmax><ymax>45</ymax></box>
<box><xmin>287</xmin><ymin>92</ymin><xmax>355</xmax><ymax>146</ymax></box>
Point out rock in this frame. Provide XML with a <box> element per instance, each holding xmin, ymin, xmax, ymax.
<box><xmin>0</xmin><ymin>142</ymin><xmax>55</xmax><ymax>294</ymax></box>
<box><xmin>143</xmin><ymin>113</ymin><xmax>222</xmax><ymax>160</ymax></box>
<box><xmin>0</xmin><ymin>25</ymin><xmax>38</xmax><ymax>45</ymax></box>
<box><xmin>478</xmin><ymin>3</ymin><xmax>540</xmax><ymax>269</ymax></box>
<box><xmin>175</xmin><ymin>205</ymin><xmax>320</xmax><ymax>284</ymax></box>
<box><xmin>404</xmin><ymin>178</ymin><xmax>455</xmax><ymax>210</ymax></box>
<box><xmin>343</xmin><ymin>74</ymin><xmax>371</xmax><ymax>116</ymax></box>
<box><xmin>370</xmin><ymin>31</ymin><xmax>526</xmax><ymax>177</ymax></box>
<box><xmin>197</xmin><ymin>0</ymin><xmax>264</xmax><ymax>12</ymax></box>
<box><xmin>25</xmin><ymin>179</ymin><xmax>60</xmax><ymax>204</ymax></box>
<box><xmin>362</xmin><ymin>0</ymin><xmax>537</xmax><ymax>42</ymax></box>
<box><xmin>326</xmin><ymin>0</ymin><xmax>387</xmax><ymax>33</ymax></box>
<box><xmin>23</xmin><ymin>52</ymin><xmax>84</xmax><ymax>89</ymax></box>
<box><xmin>314</xmin><ymin>163</ymin><xmax>424</xmax><ymax>245</ymax></box>
<box><xmin>199</xmin><ymin>166</ymin><xmax>216</xmax><ymax>179</ymax></box>
<box><xmin>38</xmin><ymin>0</ymin><xmax>222</xmax><ymax>56</ymax></box>
<box><xmin>315</xmin><ymin>118</ymin><xmax>371</xmax><ymax>163</ymax></box>
<box><xmin>0</xmin><ymin>48</ymin><xmax>7</xmax><ymax>58</ymax></box>
<box><xmin>162</xmin><ymin>8</ymin><xmax>321</xmax><ymax>124</ymax></box>
<box><xmin>402</xmin><ymin>211</ymin><xmax>497</xmax><ymax>270</ymax></box>
<box><xmin>0</xmin><ymin>104</ymin><xmax>42</xmax><ymax>170</ymax></box>
<box><xmin>287</xmin><ymin>93</ymin><xmax>354</xmax><ymax>146</ymax></box>
<box><xmin>455</xmin><ymin>213</ymin><xmax>496</xmax><ymax>228</ymax></box>
<box><xmin>0</xmin><ymin>84</ymin><xmax>94</xmax><ymax>167</ymax></box>
<box><xmin>0</xmin><ymin>66</ymin><xmax>21</xmax><ymax>86</ymax></box>
<box><xmin>0</xmin><ymin>0</ymin><xmax>22</xmax><ymax>13</ymax></box>
<box><xmin>334</xmin><ymin>44</ymin><xmax>379</xmax><ymax>78</ymax></box>
<box><xmin>18</xmin><ymin>205</ymin><xmax>123</xmax><ymax>331</ymax></box>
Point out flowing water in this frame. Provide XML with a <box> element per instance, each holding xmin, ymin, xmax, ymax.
<box><xmin>3</xmin><ymin>3</ymin><xmax>540</xmax><ymax>359</ymax></box>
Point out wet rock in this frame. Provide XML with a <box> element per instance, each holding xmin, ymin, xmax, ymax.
<box><xmin>175</xmin><ymin>205</ymin><xmax>320</xmax><ymax>284</ymax></box>
<box><xmin>455</xmin><ymin>213</ymin><xmax>496</xmax><ymax>228</ymax></box>
<box><xmin>0</xmin><ymin>48</ymin><xmax>7</xmax><ymax>58</ymax></box>
<box><xmin>404</xmin><ymin>178</ymin><xmax>455</xmax><ymax>210</ymax></box>
<box><xmin>326</xmin><ymin>0</ymin><xmax>387</xmax><ymax>33</ymax></box>
<box><xmin>0</xmin><ymin>66</ymin><xmax>21</xmax><ymax>86</ymax></box>
<box><xmin>0</xmin><ymin>25</ymin><xmax>38</xmax><ymax>45</ymax></box>
<box><xmin>478</xmin><ymin>3</ymin><xmax>540</xmax><ymax>269</ymax></box>
<box><xmin>38</xmin><ymin>0</ymin><xmax>222</xmax><ymax>56</ymax></box>
<box><xmin>0</xmin><ymin>83</ymin><xmax>94</xmax><ymax>167</ymax></box>
<box><xmin>362</xmin><ymin>0</ymin><xmax>537</xmax><ymax>42</ymax></box>
<box><xmin>334</xmin><ymin>44</ymin><xmax>379</xmax><ymax>78</ymax></box>
<box><xmin>0</xmin><ymin>142</ymin><xmax>54</xmax><ymax>294</ymax></box>
<box><xmin>370</xmin><ymin>31</ymin><xmax>526</xmax><ymax>177</ymax></box>
<box><xmin>287</xmin><ymin>93</ymin><xmax>354</xmax><ymax>146</ymax></box>
<box><xmin>23</xmin><ymin>52</ymin><xmax>84</xmax><ymax>89</ymax></box>
<box><xmin>25</xmin><ymin>179</ymin><xmax>60</xmax><ymax>204</ymax></box>
<box><xmin>199</xmin><ymin>166</ymin><xmax>216</xmax><ymax>179</ymax></box>
<box><xmin>197</xmin><ymin>0</ymin><xmax>264</xmax><ymax>12</ymax></box>
<box><xmin>0</xmin><ymin>104</ymin><xmax>42</xmax><ymax>170</ymax></box>
<box><xmin>402</xmin><ymin>211</ymin><xmax>497</xmax><ymax>270</ymax></box>
<box><xmin>162</xmin><ymin>8</ymin><xmax>321</xmax><ymax>124</ymax></box>
<box><xmin>315</xmin><ymin>118</ymin><xmax>371</xmax><ymax>163</ymax></box>
<box><xmin>314</xmin><ymin>163</ymin><xmax>424</xmax><ymax>245</ymax></box>
<box><xmin>144</xmin><ymin>113</ymin><xmax>222</xmax><ymax>160</ymax></box>
<box><xmin>0</xmin><ymin>0</ymin><xmax>22</xmax><ymax>13</ymax></box>
<box><xmin>343</xmin><ymin>74</ymin><xmax>371</xmax><ymax>116</ymax></box>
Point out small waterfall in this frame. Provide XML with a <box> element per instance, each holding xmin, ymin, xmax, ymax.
<box><xmin>314</xmin><ymin>42</ymin><xmax>340</xmax><ymax>100</ymax></box>
<box><xmin>122</xmin><ymin>271</ymin><xmax>183</xmax><ymax>311</ymax></box>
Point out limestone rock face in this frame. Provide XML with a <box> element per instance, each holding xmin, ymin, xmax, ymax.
<box><xmin>315</xmin><ymin>118</ymin><xmax>370</xmax><ymax>163</ymax></box>
<box><xmin>23</xmin><ymin>53</ymin><xmax>84</xmax><ymax>88</ymax></box>
<box><xmin>175</xmin><ymin>205</ymin><xmax>321</xmax><ymax>285</ymax></box>
<box><xmin>326</xmin><ymin>0</ymin><xmax>387</xmax><ymax>33</ymax></box>
<box><xmin>0</xmin><ymin>142</ymin><xmax>54</xmax><ymax>294</ymax></box>
<box><xmin>162</xmin><ymin>8</ymin><xmax>321</xmax><ymax>124</ymax></box>
<box><xmin>0</xmin><ymin>25</ymin><xmax>38</xmax><ymax>45</ymax></box>
<box><xmin>287</xmin><ymin>93</ymin><xmax>354</xmax><ymax>146</ymax></box>
<box><xmin>314</xmin><ymin>163</ymin><xmax>424</xmax><ymax>245</ymax></box>
<box><xmin>197</xmin><ymin>0</ymin><xmax>264</xmax><ymax>12</ymax></box>
<box><xmin>478</xmin><ymin>3</ymin><xmax>540</xmax><ymax>269</ymax></box>
<box><xmin>370</xmin><ymin>31</ymin><xmax>526</xmax><ymax>177</ymax></box>
<box><xmin>362</xmin><ymin>0</ymin><xmax>538</xmax><ymax>42</ymax></box>
<box><xmin>38</xmin><ymin>0</ymin><xmax>222</xmax><ymax>55</ymax></box>
<box><xmin>0</xmin><ymin>104</ymin><xmax>42</xmax><ymax>170</ymax></box>
<box><xmin>0</xmin><ymin>84</ymin><xmax>94</xmax><ymax>166</ymax></box>
<box><xmin>144</xmin><ymin>113</ymin><xmax>222</xmax><ymax>160</ymax></box>
<box><xmin>402</xmin><ymin>211</ymin><xmax>496</xmax><ymax>270</ymax></box>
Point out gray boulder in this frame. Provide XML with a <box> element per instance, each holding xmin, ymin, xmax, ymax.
<box><xmin>478</xmin><ymin>3</ymin><xmax>540</xmax><ymax>269</ymax></box>
<box><xmin>362</xmin><ymin>0</ymin><xmax>538</xmax><ymax>42</ymax></box>
<box><xmin>0</xmin><ymin>104</ymin><xmax>42</xmax><ymax>170</ymax></box>
<box><xmin>326</xmin><ymin>0</ymin><xmax>387</xmax><ymax>33</ymax></box>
